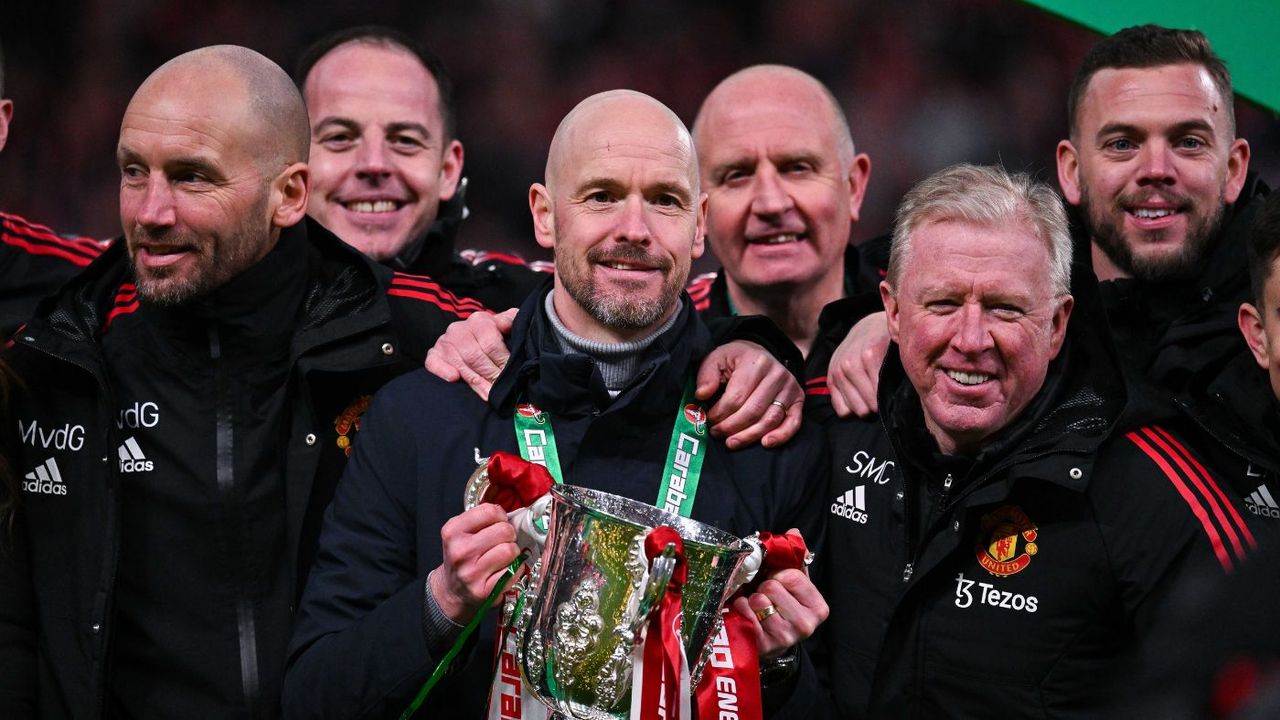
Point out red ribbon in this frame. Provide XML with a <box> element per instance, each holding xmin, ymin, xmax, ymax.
<box><xmin>695</xmin><ymin>531</ymin><xmax>811</xmax><ymax>720</ymax></box>
<box><xmin>640</xmin><ymin>526</ymin><xmax>687</xmax><ymax>719</ymax></box>
<box><xmin>482</xmin><ymin>451</ymin><xmax>553</xmax><ymax>512</ymax></box>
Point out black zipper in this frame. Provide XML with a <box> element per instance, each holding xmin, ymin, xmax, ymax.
<box><xmin>208</xmin><ymin>324</ymin><xmax>263</xmax><ymax>715</ymax></box>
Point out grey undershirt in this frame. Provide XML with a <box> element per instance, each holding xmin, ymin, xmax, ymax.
<box><xmin>543</xmin><ymin>290</ymin><xmax>677</xmax><ymax>398</ymax></box>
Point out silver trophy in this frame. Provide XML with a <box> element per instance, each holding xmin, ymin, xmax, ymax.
<box><xmin>511</xmin><ymin>485</ymin><xmax>760</xmax><ymax>719</ymax></box>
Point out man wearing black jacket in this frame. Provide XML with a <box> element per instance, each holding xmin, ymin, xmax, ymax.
<box><xmin>824</xmin><ymin>164</ymin><xmax>1253</xmax><ymax>717</ymax></box>
<box><xmin>285</xmin><ymin>89</ymin><xmax>829</xmax><ymax>718</ymax></box>
<box><xmin>296</xmin><ymin>26</ymin><xmax>547</xmax><ymax>311</ymax></box>
<box><xmin>1</xmin><ymin>45</ymin><xmax>480</xmax><ymax>718</ymax></box>
<box><xmin>825</xmin><ymin>26</ymin><xmax>1270</xmax><ymax>427</ymax></box>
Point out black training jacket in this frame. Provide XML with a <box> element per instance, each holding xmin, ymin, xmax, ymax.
<box><xmin>1</xmin><ymin>217</ymin><xmax>472</xmax><ymax>719</ymax></box>
<box><xmin>283</xmin><ymin>287</ymin><xmax>830</xmax><ymax>719</ymax></box>
<box><xmin>0</xmin><ymin>211</ymin><xmax>107</xmax><ymax>339</ymax></box>
<box><xmin>820</xmin><ymin>279</ymin><xmax>1260</xmax><ymax>718</ymax></box>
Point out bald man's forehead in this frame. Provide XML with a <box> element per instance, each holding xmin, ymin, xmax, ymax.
<box><xmin>547</xmin><ymin>95</ymin><xmax>697</xmax><ymax>191</ymax></box>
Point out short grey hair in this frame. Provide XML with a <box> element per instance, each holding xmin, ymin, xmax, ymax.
<box><xmin>887</xmin><ymin>164</ymin><xmax>1072</xmax><ymax>296</ymax></box>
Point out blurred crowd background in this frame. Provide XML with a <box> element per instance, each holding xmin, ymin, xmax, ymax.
<box><xmin>3</xmin><ymin>0</ymin><xmax>1278</xmax><ymax>270</ymax></box>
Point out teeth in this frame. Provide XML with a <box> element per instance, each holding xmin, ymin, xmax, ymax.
<box><xmin>757</xmin><ymin>234</ymin><xmax>798</xmax><ymax>245</ymax></box>
<box><xmin>946</xmin><ymin>370</ymin><xmax>991</xmax><ymax>386</ymax></box>
<box><xmin>345</xmin><ymin>200</ymin><xmax>399</xmax><ymax>213</ymax></box>
<box><xmin>1132</xmin><ymin>208</ymin><xmax>1174</xmax><ymax>219</ymax></box>
<box><xmin>604</xmin><ymin>262</ymin><xmax>647</xmax><ymax>270</ymax></box>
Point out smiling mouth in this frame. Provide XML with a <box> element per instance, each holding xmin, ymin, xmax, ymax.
<box><xmin>1129</xmin><ymin>207</ymin><xmax>1178</xmax><ymax>220</ymax></box>
<box><xmin>747</xmin><ymin>233</ymin><xmax>803</xmax><ymax>245</ymax></box>
<box><xmin>946</xmin><ymin>370</ymin><xmax>992</xmax><ymax>386</ymax></box>
<box><xmin>342</xmin><ymin>200</ymin><xmax>403</xmax><ymax>213</ymax></box>
<box><xmin>600</xmin><ymin>260</ymin><xmax>657</xmax><ymax>271</ymax></box>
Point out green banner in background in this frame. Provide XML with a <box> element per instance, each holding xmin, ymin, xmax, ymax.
<box><xmin>1023</xmin><ymin>0</ymin><xmax>1280</xmax><ymax>114</ymax></box>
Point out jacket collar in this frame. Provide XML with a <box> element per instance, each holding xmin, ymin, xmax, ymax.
<box><xmin>18</xmin><ymin>217</ymin><xmax>392</xmax><ymax>370</ymax></box>
<box><xmin>489</xmin><ymin>282</ymin><xmax>711</xmax><ymax>421</ymax></box>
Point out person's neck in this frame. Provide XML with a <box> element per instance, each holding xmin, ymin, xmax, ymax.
<box><xmin>1091</xmin><ymin>242</ymin><xmax>1129</xmax><ymax>282</ymax></box>
<box><xmin>544</xmin><ymin>290</ymin><xmax>678</xmax><ymax>397</ymax></box>
<box><xmin>726</xmin><ymin>270</ymin><xmax>844</xmax><ymax>357</ymax></box>
<box><xmin>550</xmin><ymin>285</ymin><xmax>677</xmax><ymax>344</ymax></box>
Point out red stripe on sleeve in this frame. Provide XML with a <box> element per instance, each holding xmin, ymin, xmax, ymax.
<box><xmin>1152</xmin><ymin>426</ymin><xmax>1257</xmax><ymax>551</ymax></box>
<box><xmin>1126</xmin><ymin>429</ymin><xmax>1234</xmax><ymax>573</ymax></box>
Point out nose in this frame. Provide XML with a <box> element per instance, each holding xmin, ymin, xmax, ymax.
<box><xmin>1135</xmin><ymin>140</ymin><xmax>1175</xmax><ymax>188</ymax></box>
<box><xmin>354</xmin><ymin>139</ymin><xmax>391</xmax><ymax>180</ymax></box>
<box><xmin>615</xmin><ymin>194</ymin><xmax>652</xmax><ymax>244</ymax></box>
<box><xmin>951</xmin><ymin>303</ymin><xmax>994</xmax><ymax>355</ymax></box>
<box><xmin>132</xmin><ymin>176</ymin><xmax>176</xmax><ymax>230</ymax></box>
<box><xmin>750</xmin><ymin>166</ymin><xmax>794</xmax><ymax>216</ymax></box>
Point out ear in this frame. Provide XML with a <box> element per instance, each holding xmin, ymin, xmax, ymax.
<box><xmin>1047</xmin><ymin>294</ymin><xmax>1074</xmax><ymax>360</ymax></box>
<box><xmin>437</xmin><ymin>138</ymin><xmax>465</xmax><ymax>201</ymax></box>
<box><xmin>0</xmin><ymin>99</ymin><xmax>13</xmax><ymax>153</ymax></box>
<box><xmin>1056</xmin><ymin>140</ymin><xmax>1083</xmax><ymax>205</ymax></box>
<box><xmin>880</xmin><ymin>280</ymin><xmax>900</xmax><ymax>343</ymax></box>
<box><xmin>1239</xmin><ymin>302</ymin><xmax>1270</xmax><ymax>370</ymax></box>
<box><xmin>530</xmin><ymin>183</ymin><xmax>555</xmax><ymax>250</ymax></box>
<box><xmin>1223</xmin><ymin>138</ymin><xmax>1251</xmax><ymax>205</ymax></box>
<box><xmin>271</xmin><ymin>162</ymin><xmax>310</xmax><ymax>229</ymax></box>
<box><xmin>846</xmin><ymin>153</ymin><xmax>872</xmax><ymax>223</ymax></box>
<box><xmin>691</xmin><ymin>191</ymin><xmax>708</xmax><ymax>261</ymax></box>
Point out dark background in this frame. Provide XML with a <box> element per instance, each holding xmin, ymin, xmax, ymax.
<box><xmin>3</xmin><ymin>0</ymin><xmax>1277</xmax><ymax>269</ymax></box>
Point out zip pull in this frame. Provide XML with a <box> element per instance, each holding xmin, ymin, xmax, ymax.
<box><xmin>902</xmin><ymin>563</ymin><xmax>914</xmax><ymax>583</ymax></box>
<box><xmin>939</xmin><ymin>472</ymin><xmax>954</xmax><ymax>510</ymax></box>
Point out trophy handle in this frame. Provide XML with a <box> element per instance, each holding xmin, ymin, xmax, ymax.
<box><xmin>631</xmin><ymin>542</ymin><xmax>677</xmax><ymax>640</ymax></box>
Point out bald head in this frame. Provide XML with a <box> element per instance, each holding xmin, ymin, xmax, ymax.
<box><xmin>693</xmin><ymin>64</ymin><xmax>855</xmax><ymax>168</ymax></box>
<box><xmin>545</xmin><ymin>89</ymin><xmax>698</xmax><ymax>196</ymax></box>
<box><xmin>132</xmin><ymin>45</ymin><xmax>310</xmax><ymax>169</ymax></box>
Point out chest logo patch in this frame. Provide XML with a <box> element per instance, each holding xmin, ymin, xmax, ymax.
<box><xmin>975</xmin><ymin>505</ymin><xmax>1038</xmax><ymax>577</ymax></box>
<box><xmin>334</xmin><ymin>395</ymin><xmax>372</xmax><ymax>456</ymax></box>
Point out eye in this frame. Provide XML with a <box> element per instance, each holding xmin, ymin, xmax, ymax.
<box><xmin>925</xmin><ymin>299</ymin><xmax>961</xmax><ymax>313</ymax></box>
<box><xmin>120</xmin><ymin>164</ymin><xmax>146</xmax><ymax>181</ymax></box>
<box><xmin>1105</xmin><ymin>138</ymin><xmax>1137</xmax><ymax>152</ymax></box>
<box><xmin>990</xmin><ymin>304</ymin><xmax>1024</xmax><ymax>319</ymax></box>
<box><xmin>586</xmin><ymin>190</ymin><xmax>614</xmax><ymax>204</ymax></box>
<box><xmin>318</xmin><ymin>131</ymin><xmax>356</xmax><ymax>151</ymax></box>
<box><xmin>388</xmin><ymin>133</ymin><xmax>426</xmax><ymax>153</ymax></box>
<box><xmin>653</xmin><ymin>194</ymin><xmax>681</xmax><ymax>208</ymax></box>
<box><xmin>1176</xmin><ymin>136</ymin><xmax>1206</xmax><ymax>150</ymax></box>
<box><xmin>781</xmin><ymin>161</ymin><xmax>814</xmax><ymax>174</ymax></box>
<box><xmin>720</xmin><ymin>168</ymin><xmax>751</xmax><ymax>186</ymax></box>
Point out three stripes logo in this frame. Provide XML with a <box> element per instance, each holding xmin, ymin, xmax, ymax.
<box><xmin>832</xmin><ymin>486</ymin><xmax>869</xmax><ymax>524</ymax></box>
<box><xmin>22</xmin><ymin>458</ymin><xmax>68</xmax><ymax>496</ymax></box>
<box><xmin>1126</xmin><ymin>425</ymin><xmax>1257</xmax><ymax>573</ymax></box>
<box><xmin>117</xmin><ymin>437</ymin><xmax>153</xmax><ymax>473</ymax></box>
<box><xmin>1245</xmin><ymin>484</ymin><xmax>1280</xmax><ymax>519</ymax></box>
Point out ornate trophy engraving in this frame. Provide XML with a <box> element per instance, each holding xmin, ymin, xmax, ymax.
<box><xmin>513</xmin><ymin>485</ymin><xmax>756</xmax><ymax>719</ymax></box>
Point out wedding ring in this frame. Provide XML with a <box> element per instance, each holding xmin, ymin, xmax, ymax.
<box><xmin>755</xmin><ymin>604</ymin><xmax>779</xmax><ymax>622</ymax></box>
<box><xmin>770</xmin><ymin>400</ymin><xmax>786</xmax><ymax>410</ymax></box>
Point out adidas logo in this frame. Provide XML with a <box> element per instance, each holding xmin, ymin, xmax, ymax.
<box><xmin>1245</xmin><ymin>484</ymin><xmax>1280</xmax><ymax>519</ymax></box>
<box><xmin>22</xmin><ymin>457</ymin><xmax>68</xmax><ymax>496</ymax></box>
<box><xmin>831</xmin><ymin>486</ymin><xmax>868</xmax><ymax>524</ymax></box>
<box><xmin>117</xmin><ymin>437</ymin><xmax>153</xmax><ymax>473</ymax></box>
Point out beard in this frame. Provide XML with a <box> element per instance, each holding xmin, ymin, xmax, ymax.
<box><xmin>1081</xmin><ymin>185</ymin><xmax>1225</xmax><ymax>283</ymax></box>
<box><xmin>558</xmin><ymin>241</ymin><xmax>686</xmax><ymax>330</ymax></box>
<box><xmin>127</xmin><ymin>190</ymin><xmax>272</xmax><ymax>306</ymax></box>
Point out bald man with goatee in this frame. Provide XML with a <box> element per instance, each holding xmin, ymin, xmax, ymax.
<box><xmin>3</xmin><ymin>45</ymin><xmax>477</xmax><ymax>717</ymax></box>
<box><xmin>285</xmin><ymin>90</ymin><xmax>830</xmax><ymax>718</ymax></box>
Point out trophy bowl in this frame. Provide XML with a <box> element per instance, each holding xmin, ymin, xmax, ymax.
<box><xmin>515</xmin><ymin>484</ymin><xmax>751</xmax><ymax>719</ymax></box>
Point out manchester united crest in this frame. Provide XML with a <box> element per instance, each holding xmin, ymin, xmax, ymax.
<box><xmin>975</xmin><ymin>505</ymin><xmax>1039</xmax><ymax>577</ymax></box>
<box><xmin>334</xmin><ymin>395</ymin><xmax>373</xmax><ymax>457</ymax></box>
